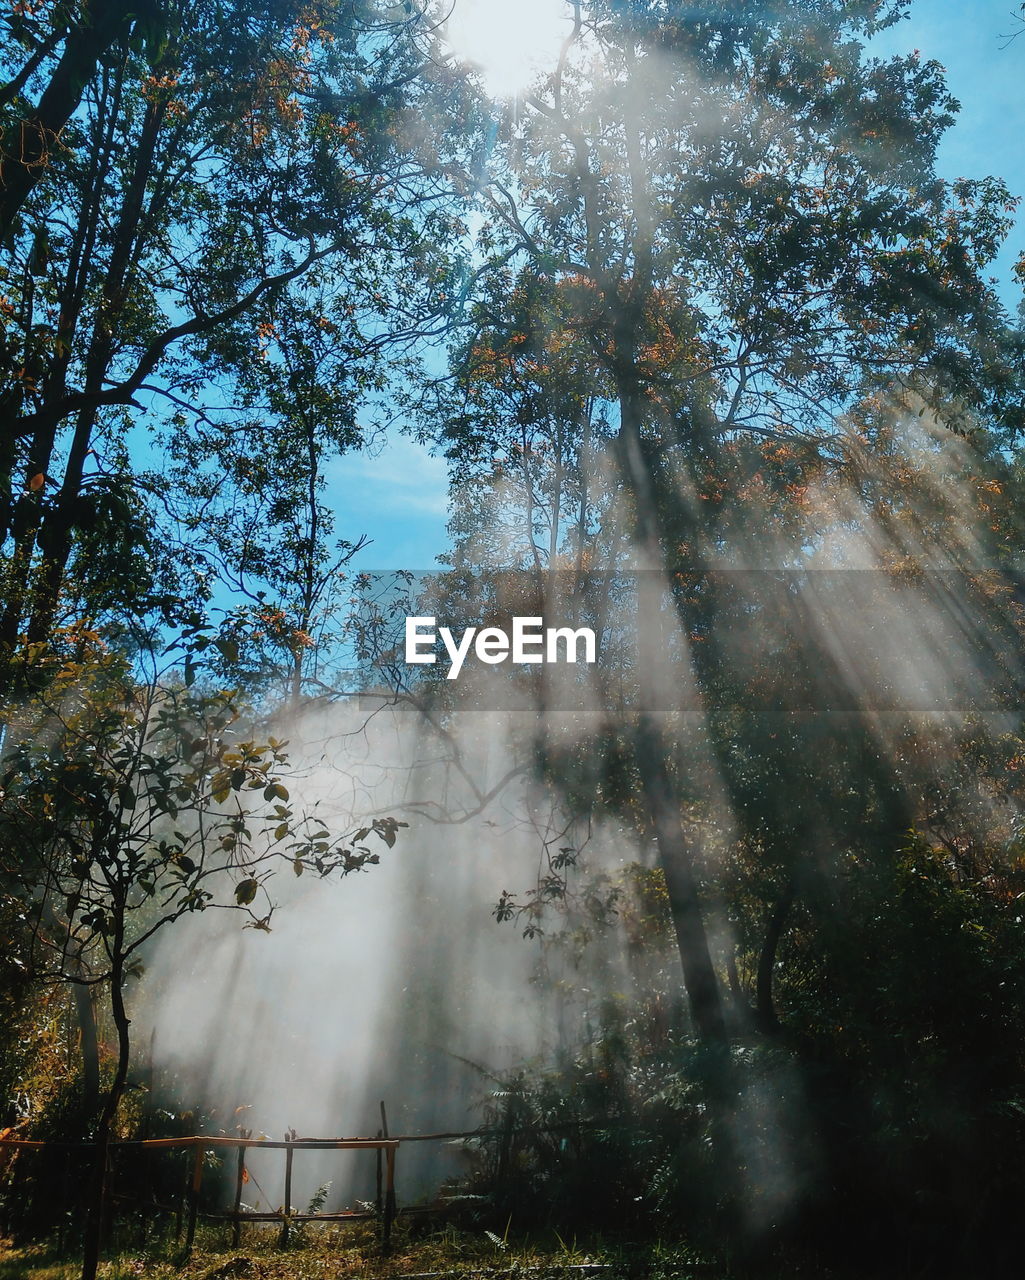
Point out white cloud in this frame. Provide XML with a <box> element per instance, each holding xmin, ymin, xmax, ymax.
<box><xmin>325</xmin><ymin>436</ymin><xmax>451</xmax><ymax>569</ymax></box>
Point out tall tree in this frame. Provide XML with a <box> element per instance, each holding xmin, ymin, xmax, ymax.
<box><xmin>0</xmin><ymin>623</ymin><xmax>406</xmax><ymax>1280</ymax></box>
<box><xmin>0</xmin><ymin>0</ymin><xmax>163</xmax><ymax>242</ymax></box>
<box><xmin>434</xmin><ymin>0</ymin><xmax>1020</xmax><ymax>1049</ymax></box>
<box><xmin>0</xmin><ymin>0</ymin><xmax>464</xmax><ymax>672</ymax></box>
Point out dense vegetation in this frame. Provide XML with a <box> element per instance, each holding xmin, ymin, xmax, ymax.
<box><xmin>3</xmin><ymin>1</ymin><xmax>1025</xmax><ymax>1277</ymax></box>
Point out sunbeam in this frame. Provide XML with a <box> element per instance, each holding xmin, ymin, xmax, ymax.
<box><xmin>444</xmin><ymin>0</ymin><xmax>572</xmax><ymax>97</ymax></box>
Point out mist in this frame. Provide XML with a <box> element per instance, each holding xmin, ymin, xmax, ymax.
<box><xmin>127</xmin><ymin>385</ymin><xmax>1025</xmax><ymax>1235</ymax></box>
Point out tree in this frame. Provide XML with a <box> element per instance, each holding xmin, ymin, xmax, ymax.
<box><xmin>0</xmin><ymin>0</ymin><xmax>465</xmax><ymax>671</ymax></box>
<box><xmin>0</xmin><ymin>623</ymin><xmax>405</xmax><ymax>1280</ymax></box>
<box><xmin>0</xmin><ymin>0</ymin><xmax>163</xmax><ymax>242</ymax></box>
<box><xmin>431</xmin><ymin>0</ymin><xmax>1020</xmax><ymax>1051</ymax></box>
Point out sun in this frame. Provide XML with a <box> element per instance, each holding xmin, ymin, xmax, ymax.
<box><xmin>444</xmin><ymin>0</ymin><xmax>572</xmax><ymax>98</ymax></box>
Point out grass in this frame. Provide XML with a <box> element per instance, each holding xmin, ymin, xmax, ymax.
<box><xmin>0</xmin><ymin>1221</ymin><xmax>730</xmax><ymax>1280</ymax></box>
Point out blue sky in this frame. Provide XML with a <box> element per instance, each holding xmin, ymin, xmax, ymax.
<box><xmin>326</xmin><ymin>0</ymin><xmax>1025</xmax><ymax>574</ymax></box>
<box><xmin>877</xmin><ymin>0</ymin><xmax>1025</xmax><ymax>301</ymax></box>
<box><xmin>325</xmin><ymin>433</ymin><xmax>450</xmax><ymax>572</ymax></box>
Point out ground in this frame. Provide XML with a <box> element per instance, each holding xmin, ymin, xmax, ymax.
<box><xmin>0</xmin><ymin>1224</ymin><xmax>734</xmax><ymax>1280</ymax></box>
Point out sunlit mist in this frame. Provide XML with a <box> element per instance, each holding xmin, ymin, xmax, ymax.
<box><xmin>444</xmin><ymin>0</ymin><xmax>571</xmax><ymax>97</ymax></box>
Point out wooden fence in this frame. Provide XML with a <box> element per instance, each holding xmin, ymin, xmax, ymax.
<box><xmin>0</xmin><ymin>1131</ymin><xmax>399</xmax><ymax>1254</ymax></box>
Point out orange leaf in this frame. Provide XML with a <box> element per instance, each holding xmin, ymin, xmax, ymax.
<box><xmin>28</xmin><ymin>473</ymin><xmax>44</xmax><ymax>491</ymax></box>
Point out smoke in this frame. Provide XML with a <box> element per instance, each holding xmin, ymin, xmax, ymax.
<box><xmin>134</xmin><ymin>383</ymin><xmax>1025</xmax><ymax>1233</ymax></box>
<box><xmin>136</xmin><ymin>696</ymin><xmax>625</xmax><ymax>1208</ymax></box>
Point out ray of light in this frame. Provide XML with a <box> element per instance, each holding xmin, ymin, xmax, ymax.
<box><xmin>444</xmin><ymin>0</ymin><xmax>572</xmax><ymax>98</ymax></box>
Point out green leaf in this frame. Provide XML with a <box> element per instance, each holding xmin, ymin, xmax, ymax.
<box><xmin>214</xmin><ymin>637</ymin><xmax>240</xmax><ymax>664</ymax></box>
<box><xmin>235</xmin><ymin>878</ymin><xmax>259</xmax><ymax>905</ymax></box>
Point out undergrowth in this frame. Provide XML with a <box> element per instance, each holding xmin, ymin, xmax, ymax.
<box><xmin>0</xmin><ymin>1220</ymin><xmax>803</xmax><ymax>1280</ymax></box>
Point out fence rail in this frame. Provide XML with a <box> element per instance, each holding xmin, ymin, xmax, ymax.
<box><xmin>0</xmin><ymin>1131</ymin><xmax>400</xmax><ymax>1253</ymax></box>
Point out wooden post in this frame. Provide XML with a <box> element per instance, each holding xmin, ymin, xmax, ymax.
<box><xmin>58</xmin><ymin>1148</ymin><xmax>72</xmax><ymax>1252</ymax></box>
<box><xmin>232</xmin><ymin>1146</ymin><xmax>246</xmax><ymax>1247</ymax></box>
<box><xmin>375</xmin><ymin>1128</ymin><xmax>383</xmax><ymax>1214</ymax></box>
<box><xmin>174</xmin><ymin>1154</ymin><xmax>185</xmax><ymax>1244</ymax></box>
<box><xmin>280</xmin><ymin>1143</ymin><xmax>294</xmax><ymax>1248</ymax></box>
<box><xmin>379</xmin><ymin>1101</ymin><xmax>391</xmax><ymax>1248</ymax></box>
<box><xmin>383</xmin><ymin>1145</ymin><xmax>396</xmax><ymax>1253</ymax></box>
<box><xmin>497</xmin><ymin>1098</ymin><xmax>514</xmax><ymax>1192</ymax></box>
<box><xmin>99</xmin><ymin>1141</ymin><xmax>115</xmax><ymax>1253</ymax></box>
<box><xmin>184</xmin><ymin>1142</ymin><xmax>203</xmax><ymax>1257</ymax></box>
<box><xmin>92</xmin><ymin>1128</ymin><xmax>112</xmax><ymax>1267</ymax></box>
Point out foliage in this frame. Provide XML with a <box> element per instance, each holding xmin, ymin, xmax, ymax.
<box><xmin>0</xmin><ymin>626</ymin><xmax>392</xmax><ymax>984</ymax></box>
<box><xmin>0</xmin><ymin>1223</ymin><xmax>745</xmax><ymax>1280</ymax></box>
<box><xmin>6</xmin><ymin>0</ymin><xmax>1025</xmax><ymax>1274</ymax></box>
<box><xmin>0</xmin><ymin>622</ymin><xmax>406</xmax><ymax>1274</ymax></box>
<box><xmin>0</xmin><ymin>0</ymin><xmax>471</xmax><ymax>673</ymax></box>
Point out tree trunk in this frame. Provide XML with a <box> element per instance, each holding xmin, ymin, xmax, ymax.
<box><xmin>81</xmin><ymin>950</ymin><xmax>130</xmax><ymax>1280</ymax></box>
<box><xmin>756</xmin><ymin>877</ymin><xmax>796</xmax><ymax>1036</ymax></box>
<box><xmin>609</xmin><ymin>349</ymin><xmax>731</xmax><ymax>1048</ymax></box>
<box><xmin>27</xmin><ymin>93</ymin><xmax>164</xmax><ymax>645</ymax></box>
<box><xmin>0</xmin><ymin>0</ymin><xmax>150</xmax><ymax>243</ymax></box>
<box><xmin>71</xmin><ymin>978</ymin><xmax>101</xmax><ymax>1116</ymax></box>
<box><xmin>634</xmin><ymin>712</ymin><xmax>728</xmax><ymax>1046</ymax></box>
<box><xmin>0</xmin><ymin>62</ymin><xmax>124</xmax><ymax>661</ymax></box>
